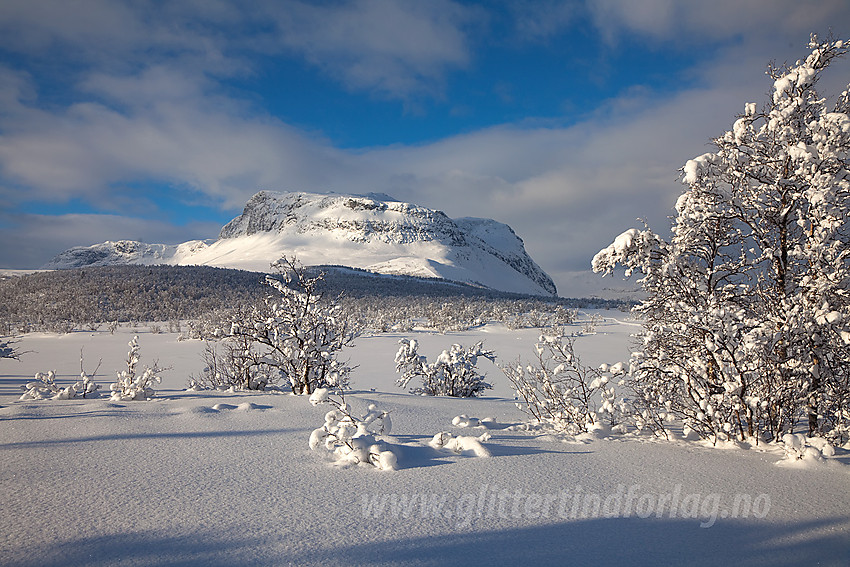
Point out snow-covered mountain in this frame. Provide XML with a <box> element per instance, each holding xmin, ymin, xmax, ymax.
<box><xmin>45</xmin><ymin>191</ymin><xmax>557</xmax><ymax>296</ymax></box>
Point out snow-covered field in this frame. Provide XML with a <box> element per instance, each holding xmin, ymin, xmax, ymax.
<box><xmin>1</xmin><ymin>312</ymin><xmax>848</xmax><ymax>566</ymax></box>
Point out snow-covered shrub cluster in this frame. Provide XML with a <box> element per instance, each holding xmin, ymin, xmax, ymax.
<box><xmin>19</xmin><ymin>349</ymin><xmax>103</xmax><ymax>401</ymax></box>
<box><xmin>505</xmin><ymin>305</ymin><xmax>578</xmax><ymax>330</ymax></box>
<box><xmin>594</xmin><ymin>36</ymin><xmax>850</xmax><ymax>444</ymax></box>
<box><xmin>19</xmin><ymin>370</ymin><xmax>100</xmax><ymax>401</ymax></box>
<box><xmin>395</xmin><ymin>339</ymin><xmax>496</xmax><ymax>397</ymax></box>
<box><xmin>501</xmin><ymin>331</ymin><xmax>627</xmax><ymax>435</ymax></box>
<box><xmin>579</xmin><ymin>312</ymin><xmax>605</xmax><ymax>335</ymax></box>
<box><xmin>341</xmin><ymin>295</ymin><xmax>586</xmax><ymax>335</ymax></box>
<box><xmin>308</xmin><ymin>388</ymin><xmax>397</xmax><ymax>470</ymax></box>
<box><xmin>226</xmin><ymin>257</ymin><xmax>360</xmax><ymax>395</ymax></box>
<box><xmin>110</xmin><ymin>336</ymin><xmax>164</xmax><ymax>401</ymax></box>
<box><xmin>19</xmin><ymin>370</ymin><xmax>61</xmax><ymax>400</ymax></box>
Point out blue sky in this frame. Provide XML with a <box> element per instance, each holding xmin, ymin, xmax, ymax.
<box><xmin>1</xmin><ymin>0</ymin><xmax>848</xmax><ymax>295</ymax></box>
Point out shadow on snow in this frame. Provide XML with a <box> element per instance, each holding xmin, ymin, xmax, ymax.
<box><xmin>9</xmin><ymin>516</ymin><xmax>848</xmax><ymax>567</ymax></box>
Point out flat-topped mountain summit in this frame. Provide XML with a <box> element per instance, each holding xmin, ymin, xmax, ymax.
<box><xmin>45</xmin><ymin>191</ymin><xmax>557</xmax><ymax>296</ymax></box>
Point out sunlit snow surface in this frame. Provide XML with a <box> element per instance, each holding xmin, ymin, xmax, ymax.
<box><xmin>1</xmin><ymin>312</ymin><xmax>849</xmax><ymax>566</ymax></box>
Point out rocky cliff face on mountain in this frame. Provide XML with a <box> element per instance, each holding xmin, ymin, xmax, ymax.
<box><xmin>44</xmin><ymin>191</ymin><xmax>557</xmax><ymax>296</ymax></box>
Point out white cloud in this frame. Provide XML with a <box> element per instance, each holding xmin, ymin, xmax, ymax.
<box><xmin>266</xmin><ymin>0</ymin><xmax>478</xmax><ymax>100</ymax></box>
<box><xmin>0</xmin><ymin>0</ymin><xmax>146</xmax><ymax>54</ymax></box>
<box><xmin>506</xmin><ymin>0</ymin><xmax>577</xmax><ymax>42</ymax></box>
<box><xmin>0</xmin><ymin>62</ymin><xmax>364</xmax><ymax>209</ymax></box>
<box><xmin>0</xmin><ymin>0</ymin><xmax>481</xmax><ymax>100</ymax></box>
<box><xmin>587</xmin><ymin>0</ymin><xmax>849</xmax><ymax>45</ymax></box>
<box><xmin>0</xmin><ymin>0</ymin><xmax>236</xmax><ymax>70</ymax></box>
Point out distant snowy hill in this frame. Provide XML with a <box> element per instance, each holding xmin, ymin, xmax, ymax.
<box><xmin>44</xmin><ymin>191</ymin><xmax>557</xmax><ymax>296</ymax></box>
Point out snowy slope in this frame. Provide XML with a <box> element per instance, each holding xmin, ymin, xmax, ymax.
<box><xmin>1</xmin><ymin>315</ymin><xmax>849</xmax><ymax>566</ymax></box>
<box><xmin>44</xmin><ymin>191</ymin><xmax>557</xmax><ymax>296</ymax></box>
<box><xmin>45</xmin><ymin>240</ymin><xmax>184</xmax><ymax>267</ymax></box>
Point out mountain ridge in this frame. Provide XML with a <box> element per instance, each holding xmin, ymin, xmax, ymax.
<box><xmin>44</xmin><ymin>190</ymin><xmax>557</xmax><ymax>296</ymax></box>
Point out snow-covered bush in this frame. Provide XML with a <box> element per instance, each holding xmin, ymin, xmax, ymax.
<box><xmin>228</xmin><ymin>257</ymin><xmax>360</xmax><ymax>395</ymax></box>
<box><xmin>593</xmin><ymin>36</ymin><xmax>850</xmax><ymax>444</ymax></box>
<box><xmin>19</xmin><ymin>371</ymin><xmax>61</xmax><ymax>400</ymax></box>
<box><xmin>19</xmin><ymin>370</ymin><xmax>100</xmax><ymax>401</ymax></box>
<box><xmin>308</xmin><ymin>388</ymin><xmax>397</xmax><ymax>470</ymax></box>
<box><xmin>580</xmin><ymin>312</ymin><xmax>604</xmax><ymax>335</ymax></box>
<box><xmin>501</xmin><ymin>331</ymin><xmax>627</xmax><ymax>435</ymax></box>
<box><xmin>71</xmin><ymin>372</ymin><xmax>100</xmax><ymax>399</ymax></box>
<box><xmin>452</xmin><ymin>414</ymin><xmax>483</xmax><ymax>428</ymax></box>
<box><xmin>110</xmin><ymin>336</ymin><xmax>164</xmax><ymax>401</ymax></box>
<box><xmin>395</xmin><ymin>339</ymin><xmax>496</xmax><ymax>397</ymax></box>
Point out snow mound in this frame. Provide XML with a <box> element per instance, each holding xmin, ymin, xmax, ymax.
<box><xmin>429</xmin><ymin>431</ymin><xmax>492</xmax><ymax>457</ymax></box>
<box><xmin>776</xmin><ymin>434</ymin><xmax>836</xmax><ymax>468</ymax></box>
<box><xmin>451</xmin><ymin>414</ymin><xmax>510</xmax><ymax>429</ymax></box>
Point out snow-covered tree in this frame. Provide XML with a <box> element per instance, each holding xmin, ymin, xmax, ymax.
<box><xmin>501</xmin><ymin>332</ymin><xmax>626</xmax><ymax>434</ymax></box>
<box><xmin>110</xmin><ymin>336</ymin><xmax>164</xmax><ymax>401</ymax></box>
<box><xmin>229</xmin><ymin>257</ymin><xmax>359</xmax><ymax>395</ymax></box>
<box><xmin>594</xmin><ymin>35</ymin><xmax>850</xmax><ymax>443</ymax></box>
<box><xmin>395</xmin><ymin>339</ymin><xmax>496</xmax><ymax>397</ymax></box>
